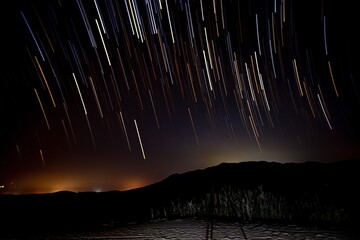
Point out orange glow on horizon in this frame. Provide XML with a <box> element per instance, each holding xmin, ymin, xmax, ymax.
<box><xmin>1</xmin><ymin>171</ymin><xmax>151</xmax><ymax>194</ymax></box>
<box><xmin>121</xmin><ymin>178</ymin><xmax>147</xmax><ymax>191</ymax></box>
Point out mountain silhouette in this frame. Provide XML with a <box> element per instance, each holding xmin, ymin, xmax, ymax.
<box><xmin>1</xmin><ymin>159</ymin><xmax>359</xmax><ymax>237</ymax></box>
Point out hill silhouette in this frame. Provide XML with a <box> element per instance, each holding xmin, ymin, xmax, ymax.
<box><xmin>0</xmin><ymin>159</ymin><xmax>359</xmax><ymax>237</ymax></box>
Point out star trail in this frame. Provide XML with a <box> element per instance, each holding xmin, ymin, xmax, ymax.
<box><xmin>1</xmin><ymin>0</ymin><xmax>359</xmax><ymax>194</ymax></box>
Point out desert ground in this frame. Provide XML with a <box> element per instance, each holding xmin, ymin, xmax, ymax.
<box><xmin>3</xmin><ymin>218</ymin><xmax>356</xmax><ymax>240</ymax></box>
<box><xmin>1</xmin><ymin>160</ymin><xmax>359</xmax><ymax>239</ymax></box>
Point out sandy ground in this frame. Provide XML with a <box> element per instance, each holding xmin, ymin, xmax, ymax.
<box><xmin>6</xmin><ymin>218</ymin><xmax>356</xmax><ymax>240</ymax></box>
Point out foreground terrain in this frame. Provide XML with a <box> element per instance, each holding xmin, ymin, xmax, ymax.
<box><xmin>1</xmin><ymin>218</ymin><xmax>357</xmax><ymax>239</ymax></box>
<box><xmin>1</xmin><ymin>160</ymin><xmax>359</xmax><ymax>238</ymax></box>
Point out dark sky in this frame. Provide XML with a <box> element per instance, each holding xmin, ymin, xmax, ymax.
<box><xmin>1</xmin><ymin>0</ymin><xmax>359</xmax><ymax>194</ymax></box>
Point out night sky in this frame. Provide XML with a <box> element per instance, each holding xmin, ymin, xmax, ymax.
<box><xmin>1</xmin><ymin>0</ymin><xmax>359</xmax><ymax>194</ymax></box>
